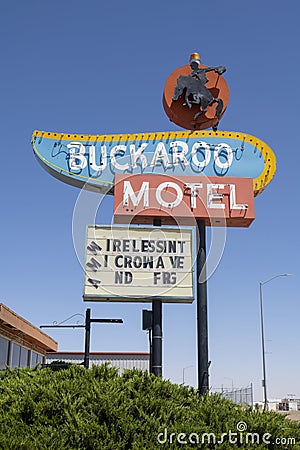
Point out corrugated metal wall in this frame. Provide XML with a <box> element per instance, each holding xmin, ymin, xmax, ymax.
<box><xmin>46</xmin><ymin>352</ymin><xmax>149</xmax><ymax>372</ymax></box>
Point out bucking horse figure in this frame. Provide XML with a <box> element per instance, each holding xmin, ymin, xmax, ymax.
<box><xmin>173</xmin><ymin>56</ymin><xmax>226</xmax><ymax>127</ymax></box>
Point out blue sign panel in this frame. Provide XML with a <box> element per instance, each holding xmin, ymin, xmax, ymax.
<box><xmin>32</xmin><ymin>129</ymin><xmax>276</xmax><ymax>196</ymax></box>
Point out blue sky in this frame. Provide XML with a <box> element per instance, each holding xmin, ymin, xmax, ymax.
<box><xmin>1</xmin><ymin>1</ymin><xmax>299</xmax><ymax>401</ymax></box>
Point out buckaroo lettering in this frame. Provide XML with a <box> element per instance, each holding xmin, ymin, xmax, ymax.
<box><xmin>67</xmin><ymin>140</ymin><xmax>234</xmax><ymax>173</ymax></box>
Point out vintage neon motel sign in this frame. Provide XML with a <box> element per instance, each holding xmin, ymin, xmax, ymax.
<box><xmin>32</xmin><ymin>129</ymin><xmax>276</xmax><ymax>197</ymax></box>
<box><xmin>32</xmin><ymin>52</ymin><xmax>277</xmax><ymax>306</ymax></box>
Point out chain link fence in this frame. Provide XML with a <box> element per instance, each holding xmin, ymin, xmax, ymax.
<box><xmin>214</xmin><ymin>384</ymin><xmax>254</xmax><ymax>407</ymax></box>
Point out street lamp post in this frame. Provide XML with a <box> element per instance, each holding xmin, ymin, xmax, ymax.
<box><xmin>259</xmin><ymin>273</ymin><xmax>293</xmax><ymax>411</ymax></box>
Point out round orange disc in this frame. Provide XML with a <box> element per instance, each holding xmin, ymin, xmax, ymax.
<box><xmin>163</xmin><ymin>64</ymin><xmax>230</xmax><ymax>130</ymax></box>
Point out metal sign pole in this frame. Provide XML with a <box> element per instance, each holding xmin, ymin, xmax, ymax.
<box><xmin>83</xmin><ymin>308</ymin><xmax>91</xmax><ymax>369</ymax></box>
<box><xmin>152</xmin><ymin>300</ymin><xmax>162</xmax><ymax>376</ymax></box>
<box><xmin>151</xmin><ymin>218</ymin><xmax>162</xmax><ymax>377</ymax></box>
<box><xmin>149</xmin><ymin>328</ymin><xmax>153</xmax><ymax>373</ymax></box>
<box><xmin>196</xmin><ymin>220</ymin><xmax>209</xmax><ymax>395</ymax></box>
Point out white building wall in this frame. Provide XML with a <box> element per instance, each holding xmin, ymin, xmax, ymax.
<box><xmin>288</xmin><ymin>402</ymin><xmax>298</xmax><ymax>411</ymax></box>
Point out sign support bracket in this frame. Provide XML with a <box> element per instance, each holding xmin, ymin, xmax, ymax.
<box><xmin>40</xmin><ymin>309</ymin><xmax>123</xmax><ymax>369</ymax></box>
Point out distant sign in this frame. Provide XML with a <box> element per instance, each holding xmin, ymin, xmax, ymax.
<box><xmin>114</xmin><ymin>174</ymin><xmax>255</xmax><ymax>227</ymax></box>
<box><xmin>83</xmin><ymin>226</ymin><xmax>194</xmax><ymax>303</ymax></box>
<box><xmin>32</xmin><ymin>129</ymin><xmax>276</xmax><ymax>196</ymax></box>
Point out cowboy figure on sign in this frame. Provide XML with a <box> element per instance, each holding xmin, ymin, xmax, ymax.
<box><xmin>173</xmin><ymin>53</ymin><xmax>226</xmax><ymax>124</ymax></box>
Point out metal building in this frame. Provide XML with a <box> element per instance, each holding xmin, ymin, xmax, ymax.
<box><xmin>46</xmin><ymin>351</ymin><xmax>150</xmax><ymax>372</ymax></box>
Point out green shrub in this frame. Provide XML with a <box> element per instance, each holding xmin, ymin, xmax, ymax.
<box><xmin>0</xmin><ymin>365</ymin><xmax>299</xmax><ymax>449</ymax></box>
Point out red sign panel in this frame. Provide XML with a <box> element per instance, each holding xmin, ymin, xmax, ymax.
<box><xmin>114</xmin><ymin>174</ymin><xmax>255</xmax><ymax>227</ymax></box>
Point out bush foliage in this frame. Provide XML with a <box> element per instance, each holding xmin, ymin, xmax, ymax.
<box><xmin>0</xmin><ymin>364</ymin><xmax>299</xmax><ymax>449</ymax></box>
